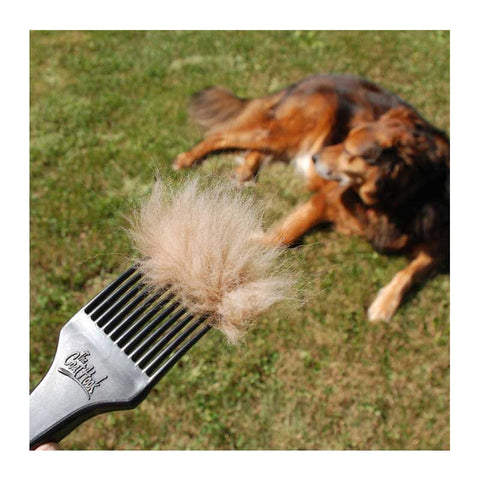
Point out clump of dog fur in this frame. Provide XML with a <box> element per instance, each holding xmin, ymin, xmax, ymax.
<box><xmin>129</xmin><ymin>177</ymin><xmax>292</xmax><ymax>343</ymax></box>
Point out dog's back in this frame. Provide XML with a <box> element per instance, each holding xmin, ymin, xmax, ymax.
<box><xmin>188</xmin><ymin>74</ymin><xmax>409</xmax><ymax>142</ymax></box>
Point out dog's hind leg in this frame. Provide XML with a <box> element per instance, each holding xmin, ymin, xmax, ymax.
<box><xmin>259</xmin><ymin>192</ymin><xmax>328</xmax><ymax>246</ymax></box>
<box><xmin>234</xmin><ymin>150</ymin><xmax>265</xmax><ymax>182</ymax></box>
<box><xmin>367</xmin><ymin>246</ymin><xmax>441</xmax><ymax>322</ymax></box>
<box><xmin>172</xmin><ymin>128</ymin><xmax>288</xmax><ymax>171</ymax></box>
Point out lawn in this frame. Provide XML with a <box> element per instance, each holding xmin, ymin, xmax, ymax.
<box><xmin>30</xmin><ymin>30</ymin><xmax>449</xmax><ymax>450</ymax></box>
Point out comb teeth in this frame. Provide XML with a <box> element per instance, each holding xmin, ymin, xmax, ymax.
<box><xmin>84</xmin><ymin>268</ymin><xmax>211</xmax><ymax>381</ymax></box>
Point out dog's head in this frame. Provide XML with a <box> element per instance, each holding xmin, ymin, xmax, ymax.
<box><xmin>312</xmin><ymin>107</ymin><xmax>449</xmax><ymax>206</ymax></box>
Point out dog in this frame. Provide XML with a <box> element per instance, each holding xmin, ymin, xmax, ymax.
<box><xmin>173</xmin><ymin>74</ymin><xmax>449</xmax><ymax>321</ymax></box>
<box><xmin>173</xmin><ymin>74</ymin><xmax>415</xmax><ymax>183</ymax></box>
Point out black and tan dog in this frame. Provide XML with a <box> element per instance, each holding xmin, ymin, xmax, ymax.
<box><xmin>174</xmin><ymin>74</ymin><xmax>449</xmax><ymax>321</ymax></box>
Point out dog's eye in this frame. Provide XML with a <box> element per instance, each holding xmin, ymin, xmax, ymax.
<box><xmin>361</xmin><ymin>145</ymin><xmax>382</xmax><ymax>163</ymax></box>
<box><xmin>363</xmin><ymin>156</ymin><xmax>378</xmax><ymax>165</ymax></box>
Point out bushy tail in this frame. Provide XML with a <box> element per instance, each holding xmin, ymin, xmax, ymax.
<box><xmin>188</xmin><ymin>87</ymin><xmax>247</xmax><ymax>133</ymax></box>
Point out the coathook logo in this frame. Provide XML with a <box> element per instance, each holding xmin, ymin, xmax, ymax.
<box><xmin>58</xmin><ymin>350</ymin><xmax>108</xmax><ymax>399</ymax></box>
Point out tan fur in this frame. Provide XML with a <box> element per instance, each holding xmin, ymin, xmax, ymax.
<box><xmin>129</xmin><ymin>177</ymin><xmax>293</xmax><ymax>343</ymax></box>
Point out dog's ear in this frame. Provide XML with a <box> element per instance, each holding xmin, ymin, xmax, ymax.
<box><xmin>375</xmin><ymin>107</ymin><xmax>423</xmax><ymax>150</ymax></box>
<box><xmin>342</xmin><ymin>124</ymin><xmax>383</xmax><ymax>165</ymax></box>
<box><xmin>371</xmin><ymin>107</ymin><xmax>449</xmax><ymax>206</ymax></box>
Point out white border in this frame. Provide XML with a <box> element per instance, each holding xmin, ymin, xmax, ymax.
<box><xmin>2</xmin><ymin>1</ymin><xmax>478</xmax><ymax>478</ymax></box>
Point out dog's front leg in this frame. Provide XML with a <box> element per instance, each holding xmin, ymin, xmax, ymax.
<box><xmin>259</xmin><ymin>193</ymin><xmax>328</xmax><ymax>246</ymax></box>
<box><xmin>367</xmin><ymin>247</ymin><xmax>440</xmax><ymax>322</ymax></box>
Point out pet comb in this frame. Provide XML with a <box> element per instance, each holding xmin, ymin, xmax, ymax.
<box><xmin>30</xmin><ymin>266</ymin><xmax>211</xmax><ymax>449</ymax></box>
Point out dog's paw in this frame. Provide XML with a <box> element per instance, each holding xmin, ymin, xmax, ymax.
<box><xmin>231</xmin><ymin>173</ymin><xmax>256</xmax><ymax>189</ymax></box>
<box><xmin>367</xmin><ymin>285</ymin><xmax>401</xmax><ymax>322</ymax></box>
<box><xmin>172</xmin><ymin>152</ymin><xmax>194</xmax><ymax>170</ymax></box>
<box><xmin>232</xmin><ymin>177</ymin><xmax>256</xmax><ymax>190</ymax></box>
<box><xmin>234</xmin><ymin>165</ymin><xmax>257</xmax><ymax>184</ymax></box>
<box><xmin>250</xmin><ymin>231</ymin><xmax>271</xmax><ymax>245</ymax></box>
<box><xmin>250</xmin><ymin>231</ymin><xmax>279</xmax><ymax>246</ymax></box>
<box><xmin>250</xmin><ymin>231</ymin><xmax>289</xmax><ymax>248</ymax></box>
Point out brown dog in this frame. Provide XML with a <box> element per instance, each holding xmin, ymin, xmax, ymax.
<box><xmin>174</xmin><ymin>74</ymin><xmax>449</xmax><ymax>321</ymax></box>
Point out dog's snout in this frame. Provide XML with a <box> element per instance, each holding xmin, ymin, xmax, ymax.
<box><xmin>312</xmin><ymin>154</ymin><xmax>338</xmax><ymax>182</ymax></box>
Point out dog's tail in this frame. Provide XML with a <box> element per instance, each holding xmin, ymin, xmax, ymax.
<box><xmin>188</xmin><ymin>87</ymin><xmax>247</xmax><ymax>133</ymax></box>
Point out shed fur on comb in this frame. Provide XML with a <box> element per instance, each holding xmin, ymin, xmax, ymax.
<box><xmin>129</xmin><ymin>177</ymin><xmax>292</xmax><ymax>343</ymax></box>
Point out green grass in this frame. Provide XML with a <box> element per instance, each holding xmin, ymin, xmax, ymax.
<box><xmin>30</xmin><ymin>30</ymin><xmax>449</xmax><ymax>450</ymax></box>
